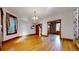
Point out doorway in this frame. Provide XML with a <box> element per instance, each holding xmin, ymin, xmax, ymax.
<box><xmin>35</xmin><ymin>24</ymin><xmax>42</xmax><ymax>36</ymax></box>
<box><xmin>47</xmin><ymin>19</ymin><xmax>61</xmax><ymax>38</ymax></box>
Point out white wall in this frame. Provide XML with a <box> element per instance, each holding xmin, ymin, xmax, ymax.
<box><xmin>40</xmin><ymin>18</ymin><xmax>48</xmax><ymax>35</ymax></box>
<box><xmin>3</xmin><ymin>8</ymin><xmax>18</xmax><ymax>41</ymax></box>
<box><xmin>41</xmin><ymin>9</ymin><xmax>74</xmax><ymax>39</ymax></box>
<box><xmin>3</xmin><ymin>8</ymin><xmax>36</xmax><ymax>41</ymax></box>
<box><xmin>3</xmin><ymin>8</ymin><xmax>74</xmax><ymax>41</ymax></box>
<box><xmin>18</xmin><ymin>18</ymin><xmax>35</xmax><ymax>36</ymax></box>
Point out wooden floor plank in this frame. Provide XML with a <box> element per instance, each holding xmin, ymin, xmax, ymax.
<box><xmin>2</xmin><ymin>35</ymin><xmax>79</xmax><ymax>51</ymax></box>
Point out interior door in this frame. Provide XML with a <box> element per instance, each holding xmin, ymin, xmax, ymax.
<box><xmin>36</xmin><ymin>25</ymin><xmax>39</xmax><ymax>35</ymax></box>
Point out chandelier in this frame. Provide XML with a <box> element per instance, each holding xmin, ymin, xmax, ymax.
<box><xmin>32</xmin><ymin>10</ymin><xmax>38</xmax><ymax>21</ymax></box>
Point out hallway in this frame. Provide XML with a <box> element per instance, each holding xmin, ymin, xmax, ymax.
<box><xmin>2</xmin><ymin>35</ymin><xmax>78</xmax><ymax>51</ymax></box>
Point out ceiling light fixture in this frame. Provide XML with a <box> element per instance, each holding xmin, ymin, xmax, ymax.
<box><xmin>32</xmin><ymin>10</ymin><xmax>38</xmax><ymax>21</ymax></box>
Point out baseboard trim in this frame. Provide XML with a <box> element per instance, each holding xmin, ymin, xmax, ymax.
<box><xmin>2</xmin><ymin>36</ymin><xmax>21</xmax><ymax>43</ymax></box>
<box><xmin>27</xmin><ymin>34</ymin><xmax>36</xmax><ymax>36</ymax></box>
<box><xmin>61</xmin><ymin>37</ymin><xmax>73</xmax><ymax>41</ymax></box>
<box><xmin>2</xmin><ymin>34</ymin><xmax>36</xmax><ymax>43</ymax></box>
<box><xmin>42</xmin><ymin>35</ymin><xmax>48</xmax><ymax>37</ymax></box>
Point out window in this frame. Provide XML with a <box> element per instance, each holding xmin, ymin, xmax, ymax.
<box><xmin>6</xmin><ymin>13</ymin><xmax>17</xmax><ymax>35</ymax></box>
<box><xmin>56</xmin><ymin>23</ymin><xmax>60</xmax><ymax>31</ymax></box>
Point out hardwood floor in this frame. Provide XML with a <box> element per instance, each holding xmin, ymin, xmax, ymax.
<box><xmin>62</xmin><ymin>39</ymin><xmax>79</xmax><ymax>51</ymax></box>
<box><xmin>2</xmin><ymin>35</ymin><xmax>79</xmax><ymax>51</ymax></box>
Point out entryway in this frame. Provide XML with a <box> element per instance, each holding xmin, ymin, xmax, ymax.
<box><xmin>35</xmin><ymin>24</ymin><xmax>42</xmax><ymax>36</ymax></box>
<box><xmin>47</xmin><ymin>19</ymin><xmax>61</xmax><ymax>38</ymax></box>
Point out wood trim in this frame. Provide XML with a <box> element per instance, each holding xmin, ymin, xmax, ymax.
<box><xmin>47</xmin><ymin>19</ymin><xmax>61</xmax><ymax>38</ymax></box>
<box><xmin>2</xmin><ymin>36</ymin><xmax>21</xmax><ymax>43</ymax></box>
<box><xmin>6</xmin><ymin>12</ymin><xmax>17</xmax><ymax>35</ymax></box>
<box><xmin>2</xmin><ymin>34</ymin><xmax>36</xmax><ymax>43</ymax></box>
<box><xmin>47</xmin><ymin>19</ymin><xmax>61</xmax><ymax>23</ymax></box>
<box><xmin>27</xmin><ymin>34</ymin><xmax>36</xmax><ymax>36</ymax></box>
<box><xmin>0</xmin><ymin>8</ymin><xmax>3</xmax><ymax>33</ymax></box>
<box><xmin>0</xmin><ymin>8</ymin><xmax>3</xmax><ymax>45</ymax></box>
<box><xmin>6</xmin><ymin>12</ymin><xmax>17</xmax><ymax>18</ymax></box>
<box><xmin>61</xmin><ymin>37</ymin><xmax>73</xmax><ymax>41</ymax></box>
<box><xmin>0</xmin><ymin>8</ymin><xmax>3</xmax><ymax>50</ymax></box>
<box><xmin>35</xmin><ymin>24</ymin><xmax>42</xmax><ymax>35</ymax></box>
<box><xmin>39</xmin><ymin>24</ymin><xmax>42</xmax><ymax>36</ymax></box>
<box><xmin>42</xmin><ymin>35</ymin><xmax>48</xmax><ymax>37</ymax></box>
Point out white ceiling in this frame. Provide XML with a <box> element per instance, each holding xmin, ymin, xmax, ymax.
<box><xmin>4</xmin><ymin>7</ymin><xmax>72</xmax><ymax>19</ymax></box>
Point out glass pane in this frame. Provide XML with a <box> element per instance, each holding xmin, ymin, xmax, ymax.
<box><xmin>56</xmin><ymin>23</ymin><xmax>60</xmax><ymax>31</ymax></box>
<box><xmin>8</xmin><ymin>17</ymin><xmax>15</xmax><ymax>33</ymax></box>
